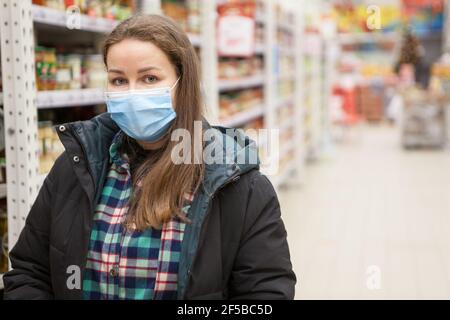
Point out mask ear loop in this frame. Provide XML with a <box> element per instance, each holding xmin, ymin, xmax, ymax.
<box><xmin>170</xmin><ymin>77</ymin><xmax>181</xmax><ymax>91</ymax></box>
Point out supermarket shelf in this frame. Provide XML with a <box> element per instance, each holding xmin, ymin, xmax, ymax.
<box><xmin>278</xmin><ymin>46</ymin><xmax>295</xmax><ymax>57</ymax></box>
<box><xmin>277</xmin><ymin>21</ymin><xmax>294</xmax><ymax>34</ymax></box>
<box><xmin>255</xmin><ymin>12</ymin><xmax>264</xmax><ymax>24</ymax></box>
<box><xmin>37</xmin><ymin>88</ymin><xmax>104</xmax><ymax>109</ymax></box>
<box><xmin>279</xmin><ymin>117</ymin><xmax>295</xmax><ymax>132</ymax></box>
<box><xmin>276</xmin><ymin>95</ymin><xmax>294</xmax><ymax>110</ymax></box>
<box><xmin>218</xmin><ymin>74</ymin><xmax>264</xmax><ymax>92</ymax></box>
<box><xmin>0</xmin><ymin>184</ymin><xmax>6</xmax><ymax>199</ymax></box>
<box><xmin>32</xmin><ymin>5</ymin><xmax>202</xmax><ymax>47</ymax></box>
<box><xmin>277</xmin><ymin>72</ymin><xmax>296</xmax><ymax>81</ymax></box>
<box><xmin>32</xmin><ymin>4</ymin><xmax>118</xmax><ymax>33</ymax></box>
<box><xmin>337</xmin><ymin>32</ymin><xmax>399</xmax><ymax>45</ymax></box>
<box><xmin>255</xmin><ymin>43</ymin><xmax>264</xmax><ymax>54</ymax></box>
<box><xmin>220</xmin><ymin>105</ymin><xmax>264</xmax><ymax>127</ymax></box>
<box><xmin>280</xmin><ymin>139</ymin><xmax>296</xmax><ymax>159</ymax></box>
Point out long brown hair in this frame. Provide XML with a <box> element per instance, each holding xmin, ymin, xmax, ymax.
<box><xmin>103</xmin><ymin>14</ymin><xmax>205</xmax><ymax>230</ymax></box>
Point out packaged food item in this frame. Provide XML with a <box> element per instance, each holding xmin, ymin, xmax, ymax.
<box><xmin>219</xmin><ymin>87</ymin><xmax>263</xmax><ymax>119</ymax></box>
<box><xmin>162</xmin><ymin>0</ymin><xmax>201</xmax><ymax>35</ymax></box>
<box><xmin>83</xmin><ymin>54</ymin><xmax>107</xmax><ymax>89</ymax></box>
<box><xmin>85</xmin><ymin>0</ymin><xmax>103</xmax><ymax>17</ymax></box>
<box><xmin>35</xmin><ymin>46</ymin><xmax>47</xmax><ymax>91</ymax></box>
<box><xmin>218</xmin><ymin>57</ymin><xmax>263</xmax><ymax>80</ymax></box>
<box><xmin>56</xmin><ymin>55</ymin><xmax>71</xmax><ymax>90</ymax></box>
<box><xmin>45</xmin><ymin>48</ymin><xmax>57</xmax><ymax>91</ymax></box>
<box><xmin>66</xmin><ymin>54</ymin><xmax>82</xmax><ymax>89</ymax></box>
<box><xmin>38</xmin><ymin>121</ymin><xmax>54</xmax><ymax>174</ymax></box>
<box><xmin>42</xmin><ymin>0</ymin><xmax>65</xmax><ymax>10</ymax></box>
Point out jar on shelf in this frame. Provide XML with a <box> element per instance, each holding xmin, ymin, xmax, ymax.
<box><xmin>66</xmin><ymin>54</ymin><xmax>82</xmax><ymax>89</ymax></box>
<box><xmin>44</xmin><ymin>48</ymin><xmax>57</xmax><ymax>91</ymax></box>
<box><xmin>56</xmin><ymin>55</ymin><xmax>71</xmax><ymax>90</ymax></box>
<box><xmin>35</xmin><ymin>46</ymin><xmax>47</xmax><ymax>91</ymax></box>
<box><xmin>84</xmin><ymin>54</ymin><xmax>107</xmax><ymax>89</ymax></box>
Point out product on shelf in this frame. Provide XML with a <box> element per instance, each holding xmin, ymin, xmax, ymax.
<box><xmin>276</xmin><ymin>4</ymin><xmax>294</xmax><ymax>28</ymax></box>
<box><xmin>402</xmin><ymin>0</ymin><xmax>444</xmax><ymax>36</ymax></box>
<box><xmin>277</xmin><ymin>54</ymin><xmax>295</xmax><ymax>78</ymax></box>
<box><xmin>218</xmin><ymin>56</ymin><xmax>263</xmax><ymax>80</ymax></box>
<box><xmin>162</xmin><ymin>0</ymin><xmax>201</xmax><ymax>35</ymax></box>
<box><xmin>36</xmin><ymin>46</ymin><xmax>57</xmax><ymax>91</ymax></box>
<box><xmin>241</xmin><ymin>117</ymin><xmax>263</xmax><ymax>131</ymax></box>
<box><xmin>56</xmin><ymin>55</ymin><xmax>72</xmax><ymax>90</ymax></box>
<box><xmin>331</xmin><ymin>2</ymin><xmax>401</xmax><ymax>33</ymax></box>
<box><xmin>219</xmin><ymin>87</ymin><xmax>263</xmax><ymax>119</ymax></box>
<box><xmin>277</xmin><ymin>104</ymin><xmax>294</xmax><ymax>126</ymax></box>
<box><xmin>83</xmin><ymin>54</ymin><xmax>107</xmax><ymax>89</ymax></box>
<box><xmin>357</xmin><ymin>82</ymin><xmax>385</xmax><ymax>122</ymax></box>
<box><xmin>278</xmin><ymin>79</ymin><xmax>294</xmax><ymax>98</ymax></box>
<box><xmin>38</xmin><ymin>121</ymin><xmax>65</xmax><ymax>174</ymax></box>
<box><xmin>276</xmin><ymin>28</ymin><xmax>294</xmax><ymax>47</ymax></box>
<box><xmin>36</xmin><ymin>46</ymin><xmax>106</xmax><ymax>91</ymax></box>
<box><xmin>32</xmin><ymin>0</ymin><xmax>135</xmax><ymax>21</ymax></box>
<box><xmin>255</xmin><ymin>23</ymin><xmax>264</xmax><ymax>45</ymax></box>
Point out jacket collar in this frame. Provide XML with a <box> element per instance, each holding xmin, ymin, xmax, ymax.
<box><xmin>57</xmin><ymin>113</ymin><xmax>260</xmax><ymax>197</ymax></box>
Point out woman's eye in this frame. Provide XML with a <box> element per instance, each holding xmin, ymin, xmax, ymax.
<box><xmin>111</xmin><ymin>78</ymin><xmax>127</xmax><ymax>86</ymax></box>
<box><xmin>144</xmin><ymin>75</ymin><xmax>158</xmax><ymax>84</ymax></box>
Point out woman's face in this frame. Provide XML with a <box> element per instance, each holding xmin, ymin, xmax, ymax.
<box><xmin>106</xmin><ymin>38</ymin><xmax>179</xmax><ymax>150</ymax></box>
<box><xmin>106</xmin><ymin>38</ymin><xmax>178</xmax><ymax>98</ymax></box>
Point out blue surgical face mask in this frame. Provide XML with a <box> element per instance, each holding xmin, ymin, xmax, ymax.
<box><xmin>104</xmin><ymin>78</ymin><xmax>180</xmax><ymax>143</ymax></box>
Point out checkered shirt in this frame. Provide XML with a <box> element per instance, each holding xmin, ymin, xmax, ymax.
<box><xmin>82</xmin><ymin>132</ymin><xmax>194</xmax><ymax>300</ymax></box>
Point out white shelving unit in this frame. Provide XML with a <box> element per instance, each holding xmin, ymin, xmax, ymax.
<box><xmin>218</xmin><ymin>74</ymin><xmax>265</xmax><ymax>92</ymax></box>
<box><xmin>32</xmin><ymin>4</ymin><xmax>119</xmax><ymax>33</ymax></box>
<box><xmin>302</xmin><ymin>33</ymin><xmax>322</xmax><ymax>160</ymax></box>
<box><xmin>37</xmin><ymin>88</ymin><xmax>104</xmax><ymax>109</ymax></box>
<box><xmin>0</xmin><ymin>0</ymin><xmax>306</xmax><ymax>263</ymax></box>
<box><xmin>268</xmin><ymin>0</ymin><xmax>303</xmax><ymax>188</ymax></box>
<box><xmin>220</xmin><ymin>105</ymin><xmax>264</xmax><ymax>127</ymax></box>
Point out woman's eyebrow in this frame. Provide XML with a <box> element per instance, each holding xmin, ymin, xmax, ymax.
<box><xmin>108</xmin><ymin>68</ymin><xmax>125</xmax><ymax>74</ymax></box>
<box><xmin>137</xmin><ymin>66</ymin><xmax>162</xmax><ymax>73</ymax></box>
<box><xmin>107</xmin><ymin>66</ymin><xmax>162</xmax><ymax>74</ymax></box>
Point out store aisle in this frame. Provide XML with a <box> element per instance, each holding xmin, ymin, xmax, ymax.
<box><xmin>279</xmin><ymin>124</ymin><xmax>450</xmax><ymax>299</ymax></box>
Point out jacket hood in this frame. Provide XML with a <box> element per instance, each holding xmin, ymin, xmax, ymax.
<box><xmin>56</xmin><ymin>113</ymin><xmax>260</xmax><ymax>197</ymax></box>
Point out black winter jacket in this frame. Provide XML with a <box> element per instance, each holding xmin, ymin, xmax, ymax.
<box><xmin>3</xmin><ymin>113</ymin><xmax>296</xmax><ymax>300</ymax></box>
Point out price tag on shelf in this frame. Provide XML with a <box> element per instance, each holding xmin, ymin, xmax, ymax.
<box><xmin>217</xmin><ymin>14</ymin><xmax>255</xmax><ymax>57</ymax></box>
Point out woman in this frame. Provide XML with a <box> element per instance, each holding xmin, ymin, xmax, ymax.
<box><xmin>3</xmin><ymin>14</ymin><xmax>296</xmax><ymax>300</ymax></box>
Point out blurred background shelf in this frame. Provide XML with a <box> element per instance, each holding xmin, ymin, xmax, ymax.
<box><xmin>36</xmin><ymin>89</ymin><xmax>104</xmax><ymax>109</ymax></box>
<box><xmin>32</xmin><ymin>4</ymin><xmax>119</xmax><ymax>33</ymax></box>
<box><xmin>218</xmin><ymin>74</ymin><xmax>265</xmax><ymax>92</ymax></box>
<box><xmin>220</xmin><ymin>105</ymin><xmax>265</xmax><ymax>127</ymax></box>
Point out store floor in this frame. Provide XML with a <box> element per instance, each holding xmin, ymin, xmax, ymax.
<box><xmin>278</xmin><ymin>123</ymin><xmax>450</xmax><ymax>299</ymax></box>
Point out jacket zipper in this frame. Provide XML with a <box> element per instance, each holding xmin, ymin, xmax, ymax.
<box><xmin>68</xmin><ymin>124</ymin><xmax>98</xmax><ymax>297</ymax></box>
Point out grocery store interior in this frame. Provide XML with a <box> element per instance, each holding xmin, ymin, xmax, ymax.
<box><xmin>2</xmin><ymin>0</ymin><xmax>450</xmax><ymax>299</ymax></box>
